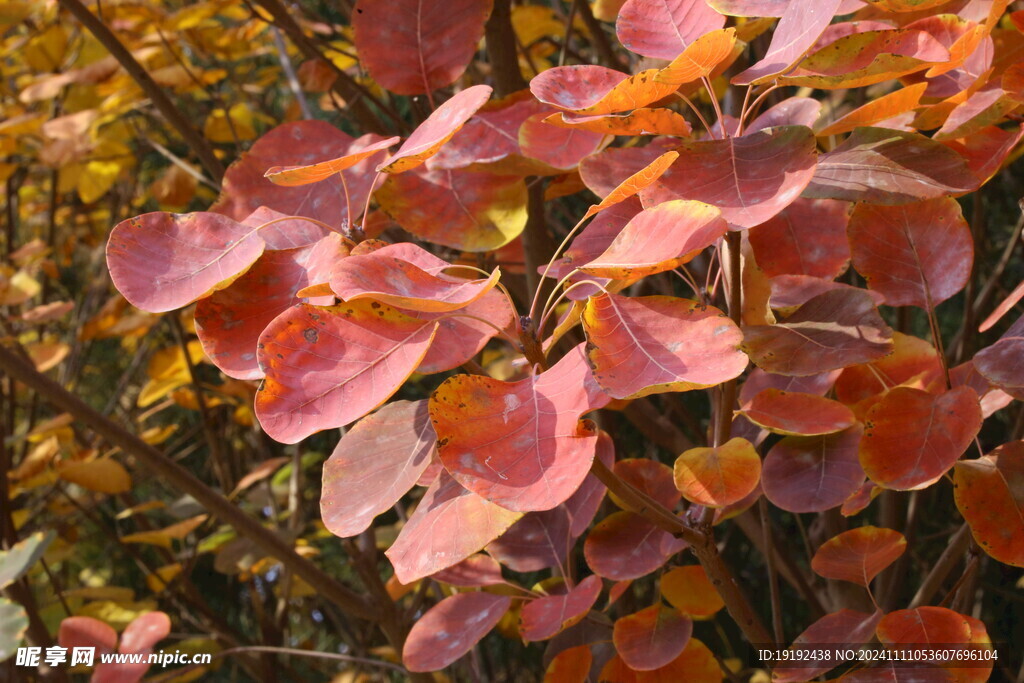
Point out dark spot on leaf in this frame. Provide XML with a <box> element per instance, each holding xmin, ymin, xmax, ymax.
<box><xmin>303</xmin><ymin>327</ymin><xmax>319</xmax><ymax>343</ymax></box>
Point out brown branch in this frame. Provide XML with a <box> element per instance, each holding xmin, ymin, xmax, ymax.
<box><xmin>910</xmin><ymin>523</ymin><xmax>972</xmax><ymax>608</ymax></box>
<box><xmin>589</xmin><ymin>458</ymin><xmax>773</xmax><ymax>646</ymax></box>
<box><xmin>58</xmin><ymin>0</ymin><xmax>225</xmax><ymax>183</ymax></box>
<box><xmin>0</xmin><ymin>342</ymin><xmax>377</xmax><ymax>623</ymax></box>
<box><xmin>485</xmin><ymin>0</ymin><xmax>528</xmax><ymax>95</ymax></box>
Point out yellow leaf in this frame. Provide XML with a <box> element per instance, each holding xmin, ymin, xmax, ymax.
<box><xmin>25</xmin><ymin>341</ymin><xmax>70</xmax><ymax>373</ymax></box>
<box><xmin>58</xmin><ymin>458</ymin><xmax>131</xmax><ymax>494</ymax></box>
<box><xmin>0</xmin><ymin>269</ymin><xmax>41</xmax><ymax>305</ymax></box>
<box><xmin>151</xmin><ymin>164</ymin><xmax>198</xmax><ymax>208</ymax></box>
<box><xmin>77</xmin><ymin>599</ymin><xmax>158</xmax><ymax>630</ymax></box>
<box><xmin>146</xmin><ymin>563</ymin><xmax>183</xmax><ymax>593</ymax></box>
<box><xmin>204</xmin><ymin>102</ymin><xmax>257</xmax><ymax>143</ymax></box>
<box><xmin>77</xmin><ymin>160</ymin><xmax>121</xmax><ymax>204</ymax></box>
<box><xmin>62</xmin><ymin>586</ymin><xmax>136</xmax><ymax>603</ymax></box>
<box><xmin>121</xmin><ymin>515</ymin><xmax>208</xmax><ymax>548</ymax></box>
<box><xmin>25</xmin><ymin>24</ymin><xmax>68</xmax><ymax>72</ymax></box>
<box><xmin>116</xmin><ymin>501</ymin><xmax>166</xmax><ymax>520</ymax></box>
<box><xmin>140</xmin><ymin>424</ymin><xmax>179</xmax><ymax>445</ymax></box>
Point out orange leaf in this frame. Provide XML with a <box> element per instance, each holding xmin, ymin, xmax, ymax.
<box><xmin>811</xmin><ymin>526</ymin><xmax>906</xmax><ymax>586</ymax></box>
<box><xmin>660</xmin><ymin>566</ymin><xmax>724</xmax><ymax>618</ymax></box>
<box><xmin>817</xmin><ymin>83</ymin><xmax>928</xmax><ymax>136</ymax></box>
<box><xmin>673</xmin><ymin>437</ymin><xmax>761</xmax><ymax>508</ymax></box>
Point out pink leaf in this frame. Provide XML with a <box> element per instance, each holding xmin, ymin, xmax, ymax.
<box><xmin>640</xmin><ymin>126</ymin><xmax>817</xmax><ymax>230</ymax></box>
<box><xmin>747</xmin><ymin>198</ymin><xmax>851</xmax><ymax>279</ymax></box>
<box><xmin>733</xmin><ymin>0</ymin><xmax>843</xmax><ymax>85</ymax></box>
<box><xmin>403</xmin><ymin>592</ymin><xmax>510</xmax><ymax>672</ymax></box>
<box><xmin>584</xmin><ymin>511</ymin><xmax>686</xmax><ymax>581</ymax></box>
<box><xmin>615</xmin><ymin>0</ymin><xmax>726</xmax><ymax>60</ymax></box>
<box><xmin>107</xmin><ymin>212</ymin><xmax>265</xmax><ymax>314</ymax></box>
<box><xmin>386</xmin><ymin>471</ymin><xmax>521</xmax><ymax>584</ymax></box>
<box><xmin>521</xmin><ymin>575</ymin><xmax>604</xmax><ymax>641</ymax></box>
<box><xmin>762</xmin><ymin>426</ymin><xmax>866</xmax><ymax>513</ymax></box>
<box><xmin>321</xmin><ymin>400</ymin><xmax>436</xmax><ymax>538</ymax></box>
<box><xmin>431</xmin><ymin>554</ymin><xmax>504</xmax><ymax>587</ymax></box>
<box><xmin>613</xmin><ymin>605</ymin><xmax>693</xmax><ymax>671</ymax></box>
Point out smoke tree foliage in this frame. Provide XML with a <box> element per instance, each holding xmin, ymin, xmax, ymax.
<box><xmin>96</xmin><ymin>0</ymin><xmax>1024</xmax><ymax>679</ymax></box>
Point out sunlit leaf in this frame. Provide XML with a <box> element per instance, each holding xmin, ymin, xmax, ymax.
<box><xmin>386</xmin><ymin>471</ymin><xmax>522</xmax><ymax>584</ymax></box>
<box><xmin>321</xmin><ymin>400</ymin><xmax>436</xmax><ymax>538</ymax></box>
<box><xmin>264</xmin><ymin>136</ymin><xmax>400</xmax><ymax>185</ymax></box>
<box><xmin>430</xmin><ymin>343</ymin><xmax>610</xmax><ymax>512</ymax></box>
<box><xmin>655</xmin><ymin>28</ymin><xmax>737</xmax><ymax>86</ymax></box>
<box><xmin>545</xmin><ymin>110</ymin><xmax>692</xmax><ymax>138</ymax></box>
<box><xmin>673</xmin><ymin>437</ymin><xmax>761</xmax><ymax>508</ymax></box>
<box><xmin>640</xmin><ymin>126</ymin><xmax>817</xmax><ymax>230</ymax></box>
<box><xmin>376</xmin><ymin>166</ymin><xmax>527</xmax><ymax>252</ymax></box>
<box><xmin>583</xmin><ymin>293</ymin><xmax>746</xmax><ymax>399</ymax></box>
<box><xmin>611</xmin><ymin>459</ymin><xmax>680</xmax><ymax>511</ymax></box>
<box><xmin>743</xmin><ymin>389</ymin><xmax>856</xmax><ymax>436</ymax></box>
<box><xmin>817</xmin><ymin>83</ymin><xmax>929</xmax><ymax>136</ymax></box>
<box><xmin>255</xmin><ymin>302</ymin><xmax>437</xmax><ymax>443</ymax></box>
<box><xmin>747</xmin><ymin>198</ymin><xmax>851</xmax><ymax>279</ymax></box>
<box><xmin>530</xmin><ymin>65</ymin><xmax>679</xmax><ymax>115</ymax></box>
<box><xmin>733</xmin><ymin>0</ymin><xmax>843</xmax><ymax>85</ymax></box>
<box><xmin>616</xmin><ymin>0</ymin><xmax>726</xmax><ymax>60</ymax></box>
<box><xmin>378</xmin><ymin>85</ymin><xmax>494</xmax><ymax>173</ymax></box>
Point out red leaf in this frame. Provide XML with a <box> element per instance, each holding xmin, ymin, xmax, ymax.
<box><xmin>584</xmin><ymin>511</ymin><xmax>686</xmax><ymax>580</ymax></box>
<box><xmin>521</xmin><ymin>575</ymin><xmax>604</xmax><ymax>641</ymax></box>
<box><xmin>615</xmin><ymin>0</ymin><xmax>726</xmax><ymax>60</ymax></box>
<box><xmin>583</xmin><ymin>294</ymin><xmax>746</xmax><ymax>399</ymax></box>
<box><xmin>876</xmin><ymin>606</ymin><xmax>971</xmax><ymax>646</ymax></box>
<box><xmin>518</xmin><ymin>113</ymin><xmax>606</xmax><ymax>171</ymax></box>
<box><xmin>640</xmin><ymin>126</ymin><xmax>818</xmax><ymax>230</ymax></box>
<box><xmin>613</xmin><ymin>605</ymin><xmax>693</xmax><ymax>671</ymax></box>
<box><xmin>804</xmin><ymin>127</ymin><xmax>976</xmax><ymax>204</ymax></box>
<box><xmin>849</xmin><ymin>198</ymin><xmax>973</xmax><ymax>310</ymax></box>
<box><xmin>611</xmin><ymin>459</ymin><xmax>680</xmax><ymax>511</ymax></box>
<box><xmin>403</xmin><ymin>592</ymin><xmax>510</xmax><ymax>672</ymax></box>
<box><xmin>352</xmin><ymin>0</ymin><xmax>492</xmax><ymax>96</ymax></box>
<box><xmin>739</xmin><ymin>368</ymin><xmax>842</xmax><ymax>405</ymax></box>
<box><xmin>811</xmin><ymin>526</ymin><xmax>906</xmax><ymax>586</ymax></box>
<box><xmin>58</xmin><ymin>616</ymin><xmax>117</xmax><ymax>652</ymax></box>
<box><xmin>413</xmin><ymin>288</ymin><xmax>515</xmax><ymax>374</ymax></box>
<box><xmin>860</xmin><ymin>386</ymin><xmax>982</xmax><ymax>490</ymax></box>
<box><xmin>428</xmin><ymin>90</ymin><xmax>545</xmax><ymax>171</ymax></box>
<box><xmin>769</xmin><ymin>275</ymin><xmax>885</xmax><ymax>311</ymax></box>
<box><xmin>579</xmin><ymin>139</ymin><xmax>678</xmax><ymax>199</ymax></box>
<box><xmin>255</xmin><ymin>302</ymin><xmax>437</xmax><ymax>443</ymax></box>
<box><xmin>579</xmin><ymin>200</ymin><xmax>727</xmax><ymax>279</ymax></box>
<box><xmin>762</xmin><ymin>426</ymin><xmax>866</xmax><ymax>513</ymax></box>
<box><xmin>378</xmin><ymin>85</ymin><xmax>494</xmax><ymax>173</ymax></box>
<box><xmin>835</xmin><ymin>332</ymin><xmax>944</xmax><ymax>408</ymax></box>
<box><xmin>973</xmin><ymin>318</ymin><xmax>1024</xmax><ymax>399</ymax></box>
<box><xmin>431</xmin><ymin>554</ymin><xmax>504</xmax><ymax>587</ymax></box>
<box><xmin>745</xmin><ymin>97</ymin><xmax>822</xmax><ymax>132</ymax></box>
<box><xmin>747</xmin><ymin>198</ymin><xmax>851</xmax><ymax>279</ymax></box>
<box><xmin>743</xmin><ymin>389</ymin><xmax>856</xmax><ymax>436</ymax></box>
<box><xmin>585</xmin><ymin>152</ymin><xmax>679</xmax><ymax>219</ymax></box>
<box><xmin>742</xmin><ymin>289</ymin><xmax>894</xmax><ymax>376</ymax></box>
<box><xmin>195</xmin><ymin>234</ymin><xmax>346</xmax><ymax>380</ymax></box>
<box><xmin>244</xmin><ymin>207</ymin><xmax>330</xmax><ymax>250</ymax></box>
<box><xmin>773</xmin><ymin>609</ymin><xmax>883</xmax><ymax>683</ymax></box>
<box><xmin>386</xmin><ymin>471</ymin><xmax>521</xmax><ymax>584</ymax></box>
<box><xmin>870</xmin><ymin>607</ymin><xmax>993</xmax><ymax>683</ymax></box>
<box><xmin>211</xmin><ymin>122</ymin><xmax>385</xmax><ymax>227</ymax></box>
<box><xmin>530</xmin><ymin>65</ymin><xmax>679</xmax><ymax>115</ymax></box>
<box><xmin>673</xmin><ymin>437</ymin><xmax>762</xmax><ymax>507</ymax></box>
<box><xmin>733</xmin><ymin>0</ymin><xmax>844</xmax><ymax>85</ymax></box>
<box><xmin>376</xmin><ymin>166</ymin><xmax>527</xmax><ymax>252</ymax></box>
<box><xmin>954</xmin><ymin>442</ymin><xmax>1024</xmax><ymax>567</ymax></box>
<box><xmin>599</xmin><ymin>637</ymin><xmax>721</xmax><ymax>682</ymax></box>
<box><xmin>321</xmin><ymin>400</ymin><xmax>436</xmax><ymax>538</ymax></box>
<box><xmin>329</xmin><ymin>243</ymin><xmax>499</xmax><ymax>312</ymax></box>
<box><xmin>544</xmin><ymin>645</ymin><xmax>592</xmax><ymax>683</ymax></box>
<box><xmin>107</xmin><ymin>212</ymin><xmax>265</xmax><ymax>314</ymax></box>
<box><xmin>488</xmin><ymin>432</ymin><xmax>613</xmax><ymax>571</ymax></box>
<box><xmin>943</xmin><ymin>123</ymin><xmax>1024</xmax><ymax>190</ymax></box>
<box><xmin>263</xmin><ymin>136</ymin><xmax>400</xmax><ymax>186</ymax></box>
<box><xmin>430</xmin><ymin>344</ymin><xmax>610</xmax><ymax>512</ymax></box>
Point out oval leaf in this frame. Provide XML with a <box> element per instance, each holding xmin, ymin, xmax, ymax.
<box><xmin>848</xmin><ymin>197</ymin><xmax>973</xmax><ymax>309</ymax></box>
<box><xmin>255</xmin><ymin>302</ymin><xmax>437</xmax><ymax>443</ymax></box>
<box><xmin>773</xmin><ymin>609</ymin><xmax>884</xmax><ymax>683</ymax></box>
<box><xmin>640</xmin><ymin>126</ymin><xmax>818</xmax><ymax>230</ymax></box>
<box><xmin>521</xmin><ymin>575</ymin><xmax>604</xmax><ymax>641</ymax></box>
<box><xmin>811</xmin><ymin>526</ymin><xmax>906</xmax><ymax>586</ymax></box>
<box><xmin>860</xmin><ymin>386</ymin><xmax>982</xmax><ymax>490</ymax></box>
<box><xmin>743</xmin><ymin>389</ymin><xmax>856</xmax><ymax>436</ymax></box>
<box><xmin>403</xmin><ymin>592</ymin><xmax>510</xmax><ymax>672</ymax></box>
<box><xmin>953</xmin><ymin>442</ymin><xmax>1024</xmax><ymax>567</ymax></box>
<box><xmin>762</xmin><ymin>426</ymin><xmax>866</xmax><ymax>513</ymax></box>
<box><xmin>583</xmin><ymin>294</ymin><xmax>746</xmax><ymax>399</ymax></box>
<box><xmin>584</xmin><ymin>511</ymin><xmax>686</xmax><ymax>581</ymax></box>
<box><xmin>613</xmin><ymin>605</ymin><xmax>693</xmax><ymax>671</ymax></box>
<box><xmin>616</xmin><ymin>0</ymin><xmax>726</xmax><ymax>60</ymax></box>
<box><xmin>660</xmin><ymin>566</ymin><xmax>725</xmax><ymax>618</ymax></box>
<box><xmin>431</xmin><ymin>344</ymin><xmax>610</xmax><ymax>512</ymax></box>
<box><xmin>673</xmin><ymin>437</ymin><xmax>761</xmax><ymax>508</ymax></box>
<box><xmin>321</xmin><ymin>400</ymin><xmax>436</xmax><ymax>538</ymax></box>
<box><xmin>107</xmin><ymin>212</ymin><xmax>265</xmax><ymax>314</ymax></box>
